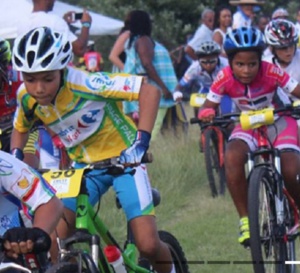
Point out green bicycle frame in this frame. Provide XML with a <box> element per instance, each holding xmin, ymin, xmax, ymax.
<box><xmin>74</xmin><ymin>191</ymin><xmax>152</xmax><ymax>273</ymax></box>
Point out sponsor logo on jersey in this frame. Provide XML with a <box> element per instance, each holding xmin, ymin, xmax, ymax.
<box><xmin>86</xmin><ymin>74</ymin><xmax>114</xmax><ymax>91</ymax></box>
<box><xmin>78</xmin><ymin>109</ymin><xmax>101</xmax><ymax>128</ymax></box>
<box><xmin>123</xmin><ymin>78</ymin><xmax>131</xmax><ymax>92</ymax></box>
<box><xmin>18</xmin><ymin>177</ymin><xmax>29</xmax><ymax>189</ymax></box>
<box><xmin>0</xmin><ymin>157</ymin><xmax>13</xmax><ymax>176</ymax></box>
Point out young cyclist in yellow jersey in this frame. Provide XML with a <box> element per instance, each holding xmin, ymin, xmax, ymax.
<box><xmin>11</xmin><ymin>27</ymin><xmax>174</xmax><ymax>273</ymax></box>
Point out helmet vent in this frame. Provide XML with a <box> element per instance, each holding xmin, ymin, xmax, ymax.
<box><xmin>31</xmin><ymin>31</ymin><xmax>39</xmax><ymax>45</ymax></box>
<box><xmin>13</xmin><ymin>56</ymin><xmax>22</xmax><ymax>68</ymax></box>
<box><xmin>41</xmin><ymin>53</ymin><xmax>54</xmax><ymax>68</ymax></box>
<box><xmin>63</xmin><ymin>42</ymin><xmax>71</xmax><ymax>53</ymax></box>
<box><xmin>38</xmin><ymin>34</ymin><xmax>54</xmax><ymax>58</ymax></box>
<box><xmin>27</xmin><ymin>51</ymin><xmax>35</xmax><ymax>68</ymax></box>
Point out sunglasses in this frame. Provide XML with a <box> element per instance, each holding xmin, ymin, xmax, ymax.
<box><xmin>199</xmin><ymin>58</ymin><xmax>218</xmax><ymax>65</ymax></box>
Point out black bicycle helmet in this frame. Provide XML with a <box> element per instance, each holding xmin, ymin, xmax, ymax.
<box><xmin>195</xmin><ymin>41</ymin><xmax>221</xmax><ymax>58</ymax></box>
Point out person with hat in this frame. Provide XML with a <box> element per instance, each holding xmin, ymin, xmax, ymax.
<box><xmin>229</xmin><ymin>0</ymin><xmax>265</xmax><ymax>29</ymax></box>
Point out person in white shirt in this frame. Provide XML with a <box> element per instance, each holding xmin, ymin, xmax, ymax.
<box><xmin>213</xmin><ymin>5</ymin><xmax>232</xmax><ymax>57</ymax></box>
<box><xmin>18</xmin><ymin>0</ymin><xmax>91</xmax><ymax>57</ymax></box>
<box><xmin>185</xmin><ymin>8</ymin><xmax>215</xmax><ymax>60</ymax></box>
<box><xmin>229</xmin><ymin>0</ymin><xmax>265</xmax><ymax>29</ymax></box>
<box><xmin>264</xmin><ymin>19</ymin><xmax>300</xmax><ymax>104</ymax></box>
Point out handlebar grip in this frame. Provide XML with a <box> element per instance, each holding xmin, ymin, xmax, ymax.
<box><xmin>190</xmin><ymin>117</ymin><xmax>200</xmax><ymax>124</ymax></box>
<box><xmin>33</xmin><ymin>235</ymin><xmax>51</xmax><ymax>253</ymax></box>
<box><xmin>141</xmin><ymin>152</ymin><xmax>153</xmax><ymax>163</ymax></box>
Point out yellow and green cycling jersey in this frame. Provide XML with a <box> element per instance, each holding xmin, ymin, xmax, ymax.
<box><xmin>14</xmin><ymin>67</ymin><xmax>143</xmax><ymax>163</ymax></box>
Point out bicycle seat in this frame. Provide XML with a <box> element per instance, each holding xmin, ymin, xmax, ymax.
<box><xmin>115</xmin><ymin>188</ymin><xmax>161</xmax><ymax>209</ymax></box>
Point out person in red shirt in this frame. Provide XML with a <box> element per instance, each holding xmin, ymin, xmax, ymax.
<box><xmin>0</xmin><ymin>38</ymin><xmax>23</xmax><ymax>153</ymax></box>
<box><xmin>78</xmin><ymin>41</ymin><xmax>103</xmax><ymax>72</ymax></box>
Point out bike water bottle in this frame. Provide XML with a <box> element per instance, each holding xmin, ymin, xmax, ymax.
<box><xmin>104</xmin><ymin>245</ymin><xmax>127</xmax><ymax>273</ymax></box>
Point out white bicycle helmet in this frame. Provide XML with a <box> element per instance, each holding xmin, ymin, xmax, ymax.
<box><xmin>271</xmin><ymin>8</ymin><xmax>289</xmax><ymax>20</ymax></box>
<box><xmin>195</xmin><ymin>41</ymin><xmax>221</xmax><ymax>58</ymax></box>
<box><xmin>13</xmin><ymin>27</ymin><xmax>72</xmax><ymax>72</ymax></box>
<box><xmin>264</xmin><ymin>19</ymin><xmax>298</xmax><ymax>48</ymax></box>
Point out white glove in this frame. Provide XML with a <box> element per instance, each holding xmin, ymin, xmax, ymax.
<box><xmin>173</xmin><ymin>91</ymin><xmax>183</xmax><ymax>102</ymax></box>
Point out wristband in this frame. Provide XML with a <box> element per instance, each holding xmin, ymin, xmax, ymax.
<box><xmin>198</xmin><ymin>108</ymin><xmax>215</xmax><ymax>119</ymax></box>
<box><xmin>82</xmin><ymin>22</ymin><xmax>91</xmax><ymax>28</ymax></box>
<box><xmin>10</xmin><ymin>148</ymin><xmax>24</xmax><ymax>161</ymax></box>
<box><xmin>136</xmin><ymin>130</ymin><xmax>151</xmax><ymax>146</ymax></box>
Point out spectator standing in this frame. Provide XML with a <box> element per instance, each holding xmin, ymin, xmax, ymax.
<box><xmin>185</xmin><ymin>8</ymin><xmax>215</xmax><ymax>60</ymax></box>
<box><xmin>213</xmin><ymin>5</ymin><xmax>232</xmax><ymax>57</ymax></box>
<box><xmin>256</xmin><ymin>14</ymin><xmax>270</xmax><ymax>34</ymax></box>
<box><xmin>18</xmin><ymin>0</ymin><xmax>91</xmax><ymax>57</ymax></box>
<box><xmin>109</xmin><ymin>14</ymin><xmax>131</xmax><ymax>72</ymax></box>
<box><xmin>123</xmin><ymin>10</ymin><xmax>178</xmax><ymax>140</ymax></box>
<box><xmin>229</xmin><ymin>0</ymin><xmax>265</xmax><ymax>29</ymax></box>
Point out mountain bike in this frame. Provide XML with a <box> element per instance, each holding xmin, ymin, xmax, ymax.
<box><xmin>196</xmin><ymin>105</ymin><xmax>300</xmax><ymax>273</ymax></box>
<box><xmin>41</xmin><ymin>155</ymin><xmax>189</xmax><ymax>273</ymax></box>
<box><xmin>243</xmin><ymin>107</ymin><xmax>300</xmax><ymax>273</ymax></box>
<box><xmin>190</xmin><ymin>94</ymin><xmax>233</xmax><ymax>197</ymax></box>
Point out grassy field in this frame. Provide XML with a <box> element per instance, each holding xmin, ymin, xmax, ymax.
<box><xmin>98</xmin><ymin>105</ymin><xmax>260</xmax><ymax>273</ymax></box>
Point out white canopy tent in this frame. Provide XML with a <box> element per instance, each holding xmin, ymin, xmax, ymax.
<box><xmin>0</xmin><ymin>0</ymin><xmax>124</xmax><ymax>39</ymax></box>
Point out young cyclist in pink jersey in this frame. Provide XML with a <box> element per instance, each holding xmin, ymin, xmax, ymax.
<box><xmin>198</xmin><ymin>26</ymin><xmax>300</xmax><ymax>247</ymax></box>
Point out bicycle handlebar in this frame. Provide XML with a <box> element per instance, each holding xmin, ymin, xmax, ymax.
<box><xmin>0</xmin><ymin>262</ymin><xmax>31</xmax><ymax>273</ymax></box>
<box><xmin>39</xmin><ymin>152</ymin><xmax>153</xmax><ymax>175</ymax></box>
<box><xmin>190</xmin><ymin>105</ymin><xmax>300</xmax><ymax>126</ymax></box>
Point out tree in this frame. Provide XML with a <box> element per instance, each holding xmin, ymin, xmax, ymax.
<box><xmin>62</xmin><ymin>0</ymin><xmax>299</xmax><ymax>70</ymax></box>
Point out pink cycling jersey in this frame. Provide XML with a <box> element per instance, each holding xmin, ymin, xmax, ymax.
<box><xmin>206</xmin><ymin>61</ymin><xmax>300</xmax><ymax>152</ymax></box>
<box><xmin>207</xmin><ymin>61</ymin><xmax>298</xmax><ymax>111</ymax></box>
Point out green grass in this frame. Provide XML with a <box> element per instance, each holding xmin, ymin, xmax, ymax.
<box><xmin>98</xmin><ymin>105</ymin><xmax>255</xmax><ymax>273</ymax></box>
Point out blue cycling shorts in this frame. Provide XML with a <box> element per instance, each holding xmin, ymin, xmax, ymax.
<box><xmin>62</xmin><ymin>164</ymin><xmax>155</xmax><ymax>221</ymax></box>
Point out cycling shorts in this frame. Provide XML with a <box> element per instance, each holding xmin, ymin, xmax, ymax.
<box><xmin>229</xmin><ymin>116</ymin><xmax>300</xmax><ymax>152</ymax></box>
<box><xmin>62</xmin><ymin>164</ymin><xmax>154</xmax><ymax>221</ymax></box>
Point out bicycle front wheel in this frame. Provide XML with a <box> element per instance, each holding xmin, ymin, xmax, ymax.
<box><xmin>248</xmin><ymin>166</ymin><xmax>292</xmax><ymax>273</ymax></box>
<box><xmin>203</xmin><ymin>128</ymin><xmax>226</xmax><ymax>197</ymax></box>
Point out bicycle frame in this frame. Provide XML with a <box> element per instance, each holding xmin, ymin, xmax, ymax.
<box><xmin>246</xmin><ymin>125</ymin><xmax>299</xmax><ymax>238</ymax></box>
<box><xmin>200</xmin><ymin>125</ymin><xmax>226</xmax><ymax>167</ymax></box>
<box><xmin>56</xmin><ymin>171</ymin><xmax>153</xmax><ymax>273</ymax></box>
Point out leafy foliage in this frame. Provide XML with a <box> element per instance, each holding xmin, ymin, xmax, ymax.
<box><xmin>62</xmin><ymin>0</ymin><xmax>299</xmax><ymax>70</ymax></box>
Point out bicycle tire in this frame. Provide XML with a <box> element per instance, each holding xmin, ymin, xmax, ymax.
<box><xmin>248</xmin><ymin>166</ymin><xmax>293</xmax><ymax>273</ymax></box>
<box><xmin>44</xmin><ymin>262</ymin><xmax>79</xmax><ymax>273</ymax></box>
<box><xmin>203</xmin><ymin>128</ymin><xmax>226</xmax><ymax>197</ymax></box>
<box><xmin>158</xmin><ymin>230</ymin><xmax>190</xmax><ymax>273</ymax></box>
<box><xmin>282</xmin><ymin>196</ymin><xmax>296</xmax><ymax>273</ymax></box>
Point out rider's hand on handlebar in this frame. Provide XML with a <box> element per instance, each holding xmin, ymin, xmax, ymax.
<box><xmin>3</xmin><ymin>227</ymin><xmax>51</xmax><ymax>259</ymax></box>
<box><xmin>198</xmin><ymin>108</ymin><xmax>216</xmax><ymax>122</ymax></box>
<box><xmin>120</xmin><ymin>130</ymin><xmax>151</xmax><ymax>165</ymax></box>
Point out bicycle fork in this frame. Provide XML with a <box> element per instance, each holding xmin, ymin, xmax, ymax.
<box><xmin>247</xmin><ymin>150</ymin><xmax>284</xmax><ymax>225</ymax></box>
